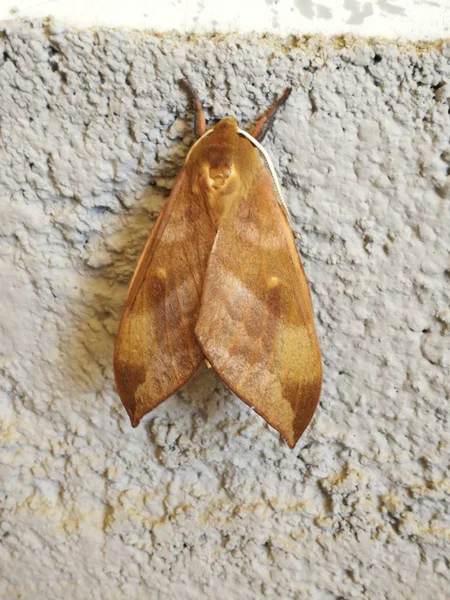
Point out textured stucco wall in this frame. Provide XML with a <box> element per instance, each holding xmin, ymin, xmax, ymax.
<box><xmin>1</xmin><ymin>20</ymin><xmax>449</xmax><ymax>600</ymax></box>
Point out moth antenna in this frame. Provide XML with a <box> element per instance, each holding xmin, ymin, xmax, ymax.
<box><xmin>179</xmin><ymin>78</ymin><xmax>207</xmax><ymax>138</ymax></box>
<box><xmin>251</xmin><ymin>88</ymin><xmax>292</xmax><ymax>142</ymax></box>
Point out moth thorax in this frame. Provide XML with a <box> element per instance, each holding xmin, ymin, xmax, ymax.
<box><xmin>208</xmin><ymin>165</ymin><xmax>232</xmax><ymax>189</ymax></box>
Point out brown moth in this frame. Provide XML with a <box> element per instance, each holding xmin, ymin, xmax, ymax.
<box><xmin>114</xmin><ymin>80</ymin><xmax>322</xmax><ymax>448</ymax></box>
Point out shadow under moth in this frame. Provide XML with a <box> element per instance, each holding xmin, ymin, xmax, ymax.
<box><xmin>114</xmin><ymin>80</ymin><xmax>322</xmax><ymax>448</ymax></box>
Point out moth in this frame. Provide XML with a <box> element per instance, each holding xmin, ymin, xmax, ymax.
<box><xmin>114</xmin><ymin>80</ymin><xmax>322</xmax><ymax>448</ymax></box>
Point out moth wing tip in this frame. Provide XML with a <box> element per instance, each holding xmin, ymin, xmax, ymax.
<box><xmin>279</xmin><ymin>422</ymin><xmax>310</xmax><ymax>450</ymax></box>
<box><xmin>129</xmin><ymin>411</ymin><xmax>141</xmax><ymax>428</ymax></box>
<box><xmin>282</xmin><ymin>431</ymin><xmax>299</xmax><ymax>450</ymax></box>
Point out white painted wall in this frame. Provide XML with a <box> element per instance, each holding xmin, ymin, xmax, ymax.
<box><xmin>1</xmin><ymin>0</ymin><xmax>450</xmax><ymax>39</ymax></box>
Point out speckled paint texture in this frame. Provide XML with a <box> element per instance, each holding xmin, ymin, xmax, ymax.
<box><xmin>1</xmin><ymin>20</ymin><xmax>449</xmax><ymax>600</ymax></box>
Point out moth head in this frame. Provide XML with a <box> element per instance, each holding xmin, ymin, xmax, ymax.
<box><xmin>195</xmin><ymin>119</ymin><xmax>239</xmax><ymax>195</ymax></box>
<box><xmin>188</xmin><ymin>116</ymin><xmax>260</xmax><ymax>204</ymax></box>
<box><xmin>212</xmin><ymin>116</ymin><xmax>239</xmax><ymax>132</ymax></box>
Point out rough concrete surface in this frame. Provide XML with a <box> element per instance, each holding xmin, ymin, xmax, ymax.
<box><xmin>0</xmin><ymin>19</ymin><xmax>449</xmax><ymax>600</ymax></box>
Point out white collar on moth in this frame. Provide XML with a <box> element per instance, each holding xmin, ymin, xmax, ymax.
<box><xmin>237</xmin><ymin>129</ymin><xmax>300</xmax><ymax>239</ymax></box>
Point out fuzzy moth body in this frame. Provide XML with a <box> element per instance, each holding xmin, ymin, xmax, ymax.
<box><xmin>114</xmin><ymin>84</ymin><xmax>322</xmax><ymax>448</ymax></box>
